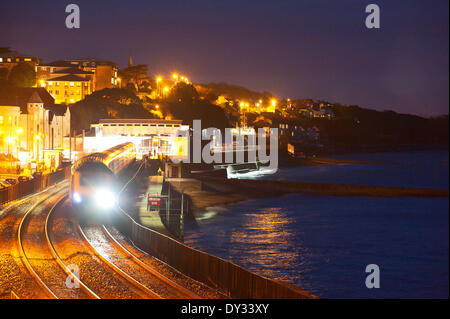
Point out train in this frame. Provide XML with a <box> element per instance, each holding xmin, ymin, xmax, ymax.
<box><xmin>70</xmin><ymin>142</ymin><xmax>136</xmax><ymax>217</ymax></box>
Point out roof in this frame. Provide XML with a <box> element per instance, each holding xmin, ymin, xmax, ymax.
<box><xmin>46</xmin><ymin>74</ymin><xmax>90</xmax><ymax>82</ymax></box>
<box><xmin>72</xmin><ymin>142</ymin><xmax>135</xmax><ymax>174</ymax></box>
<box><xmin>28</xmin><ymin>91</ymin><xmax>43</xmax><ymax>103</ymax></box>
<box><xmin>40</xmin><ymin>60</ymin><xmax>75</xmax><ymax>67</ymax></box>
<box><xmin>98</xmin><ymin>118</ymin><xmax>182</xmax><ymax>125</ymax></box>
<box><xmin>47</xmin><ymin>104</ymin><xmax>69</xmax><ymax>122</ymax></box>
<box><xmin>0</xmin><ymin>87</ymin><xmax>66</xmax><ymax>114</ymax></box>
<box><xmin>51</xmin><ymin>67</ymin><xmax>93</xmax><ymax>75</ymax></box>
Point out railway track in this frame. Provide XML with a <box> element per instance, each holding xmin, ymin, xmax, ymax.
<box><xmin>79</xmin><ymin>223</ymin><xmax>201</xmax><ymax>299</ymax></box>
<box><xmin>15</xmin><ymin>187</ymin><xmax>160</xmax><ymax>299</ymax></box>
<box><xmin>17</xmin><ymin>188</ymin><xmax>92</xmax><ymax>299</ymax></box>
<box><xmin>5</xmin><ymin>181</ymin><xmax>220</xmax><ymax>299</ymax></box>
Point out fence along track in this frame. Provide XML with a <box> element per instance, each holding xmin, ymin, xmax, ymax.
<box><xmin>102</xmin><ymin>225</ymin><xmax>200</xmax><ymax>299</ymax></box>
<box><xmin>45</xmin><ymin>195</ymin><xmax>101</xmax><ymax>299</ymax></box>
<box><xmin>77</xmin><ymin>223</ymin><xmax>162</xmax><ymax>299</ymax></box>
<box><xmin>114</xmin><ymin>206</ymin><xmax>317</xmax><ymax>299</ymax></box>
<box><xmin>0</xmin><ymin>166</ymin><xmax>71</xmax><ymax>206</ymax></box>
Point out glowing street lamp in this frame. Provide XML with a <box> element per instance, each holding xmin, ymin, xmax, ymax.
<box><xmin>6</xmin><ymin>136</ymin><xmax>15</xmax><ymax>168</ymax></box>
<box><xmin>35</xmin><ymin>132</ymin><xmax>42</xmax><ymax>169</ymax></box>
<box><xmin>156</xmin><ymin>76</ymin><xmax>162</xmax><ymax>96</ymax></box>
<box><xmin>271</xmin><ymin>99</ymin><xmax>277</xmax><ymax>112</ymax></box>
<box><xmin>172</xmin><ymin>73</ymin><xmax>178</xmax><ymax>81</ymax></box>
<box><xmin>163</xmin><ymin>86</ymin><xmax>169</xmax><ymax>98</ymax></box>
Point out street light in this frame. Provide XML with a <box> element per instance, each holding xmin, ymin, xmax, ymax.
<box><xmin>271</xmin><ymin>99</ymin><xmax>277</xmax><ymax>112</ymax></box>
<box><xmin>6</xmin><ymin>136</ymin><xmax>14</xmax><ymax>170</ymax></box>
<box><xmin>156</xmin><ymin>76</ymin><xmax>162</xmax><ymax>96</ymax></box>
<box><xmin>35</xmin><ymin>133</ymin><xmax>41</xmax><ymax>171</ymax></box>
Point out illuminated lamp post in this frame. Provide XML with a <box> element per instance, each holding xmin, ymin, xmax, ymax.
<box><xmin>271</xmin><ymin>99</ymin><xmax>277</xmax><ymax>113</ymax></box>
<box><xmin>35</xmin><ymin>133</ymin><xmax>41</xmax><ymax>171</ymax></box>
<box><xmin>6</xmin><ymin>135</ymin><xmax>14</xmax><ymax>170</ymax></box>
<box><xmin>156</xmin><ymin>77</ymin><xmax>162</xmax><ymax>97</ymax></box>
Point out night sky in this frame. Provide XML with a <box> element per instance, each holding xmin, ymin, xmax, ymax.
<box><xmin>1</xmin><ymin>0</ymin><xmax>448</xmax><ymax>116</ymax></box>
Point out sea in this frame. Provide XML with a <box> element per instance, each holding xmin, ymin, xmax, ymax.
<box><xmin>183</xmin><ymin>150</ymin><xmax>449</xmax><ymax>298</ymax></box>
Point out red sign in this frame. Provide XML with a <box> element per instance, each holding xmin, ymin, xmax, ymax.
<box><xmin>148</xmin><ymin>195</ymin><xmax>161</xmax><ymax>207</ymax></box>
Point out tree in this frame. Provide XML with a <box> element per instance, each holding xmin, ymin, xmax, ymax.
<box><xmin>118</xmin><ymin>64</ymin><xmax>149</xmax><ymax>92</ymax></box>
<box><xmin>70</xmin><ymin>88</ymin><xmax>155</xmax><ymax>131</ymax></box>
<box><xmin>8</xmin><ymin>62</ymin><xmax>36</xmax><ymax>87</ymax></box>
<box><xmin>167</xmin><ymin>82</ymin><xmax>199</xmax><ymax>103</ymax></box>
<box><xmin>163</xmin><ymin>83</ymin><xmax>229</xmax><ymax>130</ymax></box>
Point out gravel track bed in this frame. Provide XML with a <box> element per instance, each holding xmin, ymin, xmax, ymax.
<box><xmin>106</xmin><ymin>226</ymin><xmax>228</xmax><ymax>299</ymax></box>
<box><xmin>82</xmin><ymin>225</ymin><xmax>191</xmax><ymax>298</ymax></box>
<box><xmin>20</xmin><ymin>190</ymin><xmax>90</xmax><ymax>299</ymax></box>
<box><xmin>50</xmin><ymin>200</ymin><xmax>152</xmax><ymax>299</ymax></box>
<box><xmin>0</xmin><ymin>184</ymin><xmax>67</xmax><ymax>299</ymax></box>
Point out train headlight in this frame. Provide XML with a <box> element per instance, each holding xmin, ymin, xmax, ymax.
<box><xmin>73</xmin><ymin>192</ymin><xmax>82</xmax><ymax>204</ymax></box>
<box><xmin>94</xmin><ymin>189</ymin><xmax>116</xmax><ymax>209</ymax></box>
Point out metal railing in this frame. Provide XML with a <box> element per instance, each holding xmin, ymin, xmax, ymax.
<box><xmin>0</xmin><ymin>167</ymin><xmax>71</xmax><ymax>206</ymax></box>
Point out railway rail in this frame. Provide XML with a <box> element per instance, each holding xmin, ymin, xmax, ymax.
<box><xmin>3</xmin><ymin>184</ymin><xmax>211</xmax><ymax>299</ymax></box>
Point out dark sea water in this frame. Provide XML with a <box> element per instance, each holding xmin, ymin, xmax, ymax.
<box><xmin>184</xmin><ymin>150</ymin><xmax>449</xmax><ymax>298</ymax></box>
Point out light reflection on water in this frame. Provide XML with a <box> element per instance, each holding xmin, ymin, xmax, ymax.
<box><xmin>228</xmin><ymin>207</ymin><xmax>302</xmax><ymax>281</ymax></box>
<box><xmin>184</xmin><ymin>151</ymin><xmax>449</xmax><ymax>298</ymax></box>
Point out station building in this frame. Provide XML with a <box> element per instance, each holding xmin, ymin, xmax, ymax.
<box><xmin>84</xmin><ymin>119</ymin><xmax>189</xmax><ymax>161</ymax></box>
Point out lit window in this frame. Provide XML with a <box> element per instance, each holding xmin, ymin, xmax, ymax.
<box><xmin>70</xmin><ymin>82</ymin><xmax>74</xmax><ymax>86</ymax></box>
<box><xmin>48</xmin><ymin>81</ymin><xmax>53</xmax><ymax>86</ymax></box>
<box><xmin>70</xmin><ymin>99</ymin><xmax>74</xmax><ymax>103</ymax></box>
<box><xmin>24</xmin><ymin>58</ymin><xmax>32</xmax><ymax>62</ymax></box>
<box><xmin>0</xmin><ymin>58</ymin><xmax>2</xmax><ymax>62</ymax></box>
<box><xmin>0</xmin><ymin>116</ymin><xmax>3</xmax><ymax>124</ymax></box>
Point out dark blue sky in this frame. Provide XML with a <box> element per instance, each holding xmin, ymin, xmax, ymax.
<box><xmin>1</xmin><ymin>0</ymin><xmax>448</xmax><ymax>115</ymax></box>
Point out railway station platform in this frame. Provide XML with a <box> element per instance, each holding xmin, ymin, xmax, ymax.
<box><xmin>136</xmin><ymin>175</ymin><xmax>172</xmax><ymax>237</ymax></box>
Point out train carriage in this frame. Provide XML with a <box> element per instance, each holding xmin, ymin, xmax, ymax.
<box><xmin>70</xmin><ymin>142</ymin><xmax>136</xmax><ymax>218</ymax></box>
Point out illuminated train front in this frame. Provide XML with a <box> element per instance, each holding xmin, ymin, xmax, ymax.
<box><xmin>70</xmin><ymin>142</ymin><xmax>136</xmax><ymax>222</ymax></box>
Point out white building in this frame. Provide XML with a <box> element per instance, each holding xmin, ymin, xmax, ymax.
<box><xmin>85</xmin><ymin>119</ymin><xmax>189</xmax><ymax>161</ymax></box>
<box><xmin>0</xmin><ymin>88</ymin><xmax>70</xmax><ymax>168</ymax></box>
